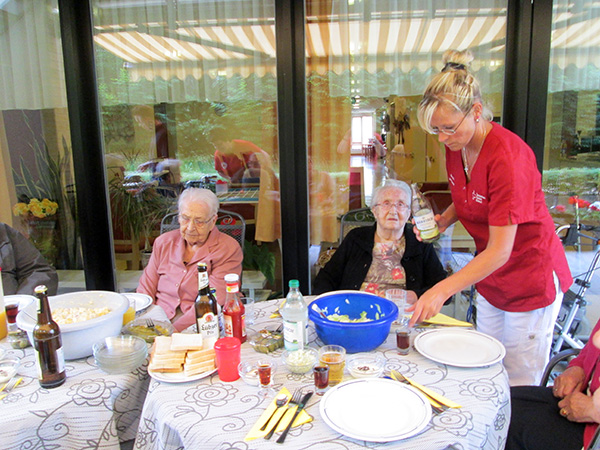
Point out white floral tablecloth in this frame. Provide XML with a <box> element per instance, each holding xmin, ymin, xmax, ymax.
<box><xmin>134</xmin><ymin>299</ymin><xmax>510</xmax><ymax>450</ymax></box>
<box><xmin>0</xmin><ymin>305</ymin><xmax>168</xmax><ymax>450</ymax></box>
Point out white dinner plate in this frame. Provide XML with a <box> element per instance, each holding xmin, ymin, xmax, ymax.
<box><xmin>148</xmin><ymin>367</ymin><xmax>217</xmax><ymax>383</ymax></box>
<box><xmin>122</xmin><ymin>293</ymin><xmax>153</xmax><ymax>314</ymax></box>
<box><xmin>320</xmin><ymin>378</ymin><xmax>431</xmax><ymax>442</ymax></box>
<box><xmin>414</xmin><ymin>328</ymin><xmax>506</xmax><ymax>368</ymax></box>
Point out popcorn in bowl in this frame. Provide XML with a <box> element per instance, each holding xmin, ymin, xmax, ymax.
<box><xmin>281</xmin><ymin>347</ymin><xmax>318</xmax><ymax>374</ymax></box>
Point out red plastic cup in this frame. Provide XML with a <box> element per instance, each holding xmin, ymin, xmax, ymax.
<box><xmin>214</xmin><ymin>337</ymin><xmax>241</xmax><ymax>382</ymax></box>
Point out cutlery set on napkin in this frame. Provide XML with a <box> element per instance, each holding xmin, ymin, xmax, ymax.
<box><xmin>390</xmin><ymin>370</ymin><xmax>461</xmax><ymax>412</ymax></box>
<box><xmin>245</xmin><ymin>387</ymin><xmax>314</xmax><ymax>443</ymax></box>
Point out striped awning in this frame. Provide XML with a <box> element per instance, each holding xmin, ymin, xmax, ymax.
<box><xmin>93</xmin><ymin>11</ymin><xmax>600</xmax><ymax>85</ymax></box>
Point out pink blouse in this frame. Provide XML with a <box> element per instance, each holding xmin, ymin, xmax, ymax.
<box><xmin>137</xmin><ymin>228</ymin><xmax>243</xmax><ymax>331</ymax></box>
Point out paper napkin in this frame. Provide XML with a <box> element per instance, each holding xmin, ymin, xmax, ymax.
<box><xmin>244</xmin><ymin>387</ymin><xmax>313</xmax><ymax>441</ymax></box>
<box><xmin>423</xmin><ymin>313</ymin><xmax>473</xmax><ymax>327</ymax></box>
<box><xmin>405</xmin><ymin>376</ymin><xmax>462</xmax><ymax>409</ymax></box>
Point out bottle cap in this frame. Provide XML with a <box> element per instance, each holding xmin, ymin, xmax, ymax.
<box><xmin>289</xmin><ymin>279</ymin><xmax>299</xmax><ymax>288</ymax></box>
<box><xmin>224</xmin><ymin>273</ymin><xmax>239</xmax><ymax>283</ymax></box>
<box><xmin>34</xmin><ymin>285</ymin><xmax>47</xmax><ymax>294</ymax></box>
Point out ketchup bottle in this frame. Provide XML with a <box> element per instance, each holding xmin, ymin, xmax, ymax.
<box><xmin>222</xmin><ymin>273</ymin><xmax>246</xmax><ymax>343</ymax></box>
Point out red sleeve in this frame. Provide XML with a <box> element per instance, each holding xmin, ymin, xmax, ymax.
<box><xmin>568</xmin><ymin>318</ymin><xmax>600</xmax><ymax>379</ymax></box>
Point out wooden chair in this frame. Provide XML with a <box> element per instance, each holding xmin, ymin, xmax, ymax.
<box><xmin>160</xmin><ymin>209</ymin><xmax>246</xmax><ymax>249</ymax></box>
<box><xmin>339</xmin><ymin>207</ymin><xmax>375</xmax><ymax>244</ymax></box>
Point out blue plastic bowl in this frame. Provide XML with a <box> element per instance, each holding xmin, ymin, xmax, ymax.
<box><xmin>308</xmin><ymin>290</ymin><xmax>398</xmax><ymax>353</ymax></box>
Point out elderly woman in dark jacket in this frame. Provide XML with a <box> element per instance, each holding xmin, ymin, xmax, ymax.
<box><xmin>314</xmin><ymin>180</ymin><xmax>446</xmax><ymax>303</ymax></box>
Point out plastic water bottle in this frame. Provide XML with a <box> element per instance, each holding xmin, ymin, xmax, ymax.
<box><xmin>281</xmin><ymin>279</ymin><xmax>308</xmax><ymax>351</ymax></box>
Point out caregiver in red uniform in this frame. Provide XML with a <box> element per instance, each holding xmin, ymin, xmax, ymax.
<box><xmin>408</xmin><ymin>49</ymin><xmax>573</xmax><ymax>386</ymax></box>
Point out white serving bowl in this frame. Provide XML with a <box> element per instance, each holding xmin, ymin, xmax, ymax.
<box><xmin>16</xmin><ymin>291</ymin><xmax>129</xmax><ymax>360</ymax></box>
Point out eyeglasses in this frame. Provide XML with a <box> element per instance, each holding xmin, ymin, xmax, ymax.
<box><xmin>374</xmin><ymin>201</ymin><xmax>409</xmax><ymax>212</ymax></box>
<box><xmin>178</xmin><ymin>214</ymin><xmax>215</xmax><ymax>227</ymax></box>
<box><xmin>431</xmin><ymin>105</ymin><xmax>473</xmax><ymax>135</ymax></box>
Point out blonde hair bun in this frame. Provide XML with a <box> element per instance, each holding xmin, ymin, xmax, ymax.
<box><xmin>442</xmin><ymin>49</ymin><xmax>474</xmax><ymax>68</ymax></box>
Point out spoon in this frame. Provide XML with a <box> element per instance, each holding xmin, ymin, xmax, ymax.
<box><xmin>311</xmin><ymin>304</ymin><xmax>328</xmax><ymax>320</ymax></box>
<box><xmin>259</xmin><ymin>394</ymin><xmax>288</xmax><ymax>431</ymax></box>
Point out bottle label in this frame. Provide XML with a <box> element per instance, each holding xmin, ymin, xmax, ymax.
<box><xmin>413</xmin><ymin>208</ymin><xmax>439</xmax><ymax>240</ymax></box>
<box><xmin>34</xmin><ymin>348</ymin><xmax>42</xmax><ymax>379</ymax></box>
<box><xmin>226</xmin><ymin>284</ymin><xmax>239</xmax><ymax>293</ymax></box>
<box><xmin>197</xmin><ymin>313</ymin><xmax>219</xmax><ymax>348</ymax></box>
<box><xmin>223</xmin><ymin>314</ymin><xmax>233</xmax><ymax>337</ymax></box>
<box><xmin>198</xmin><ymin>271</ymin><xmax>209</xmax><ymax>290</ymax></box>
<box><xmin>56</xmin><ymin>346</ymin><xmax>66</xmax><ymax>373</ymax></box>
<box><xmin>283</xmin><ymin>321</ymin><xmax>305</xmax><ymax>350</ymax></box>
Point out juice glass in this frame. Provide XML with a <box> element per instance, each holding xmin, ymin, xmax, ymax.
<box><xmin>318</xmin><ymin>345</ymin><xmax>346</xmax><ymax>386</ymax></box>
<box><xmin>122</xmin><ymin>298</ymin><xmax>136</xmax><ymax>325</ymax></box>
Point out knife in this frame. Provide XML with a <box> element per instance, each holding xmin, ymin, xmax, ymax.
<box><xmin>276</xmin><ymin>391</ymin><xmax>313</xmax><ymax>444</ymax></box>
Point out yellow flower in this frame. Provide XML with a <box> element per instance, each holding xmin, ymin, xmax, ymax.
<box><xmin>13</xmin><ymin>197</ymin><xmax>58</xmax><ymax>218</ymax></box>
<box><xmin>12</xmin><ymin>202</ymin><xmax>29</xmax><ymax>216</ymax></box>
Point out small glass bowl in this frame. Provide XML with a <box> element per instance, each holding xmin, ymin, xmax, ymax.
<box><xmin>238</xmin><ymin>361</ymin><xmax>259</xmax><ymax>386</ymax></box>
<box><xmin>347</xmin><ymin>353</ymin><xmax>386</xmax><ymax>378</ymax></box>
<box><xmin>0</xmin><ymin>357</ymin><xmax>20</xmax><ymax>384</ymax></box>
<box><xmin>281</xmin><ymin>348</ymin><xmax>318</xmax><ymax>374</ymax></box>
<box><xmin>93</xmin><ymin>335</ymin><xmax>148</xmax><ymax>374</ymax></box>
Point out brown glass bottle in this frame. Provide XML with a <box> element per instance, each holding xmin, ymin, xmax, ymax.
<box><xmin>195</xmin><ymin>263</ymin><xmax>220</xmax><ymax>349</ymax></box>
<box><xmin>33</xmin><ymin>285</ymin><xmax>66</xmax><ymax>388</ymax></box>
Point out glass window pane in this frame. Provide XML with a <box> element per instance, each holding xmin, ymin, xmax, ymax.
<box><xmin>91</xmin><ymin>0</ymin><xmax>280</xmax><ymax>297</ymax></box>
<box><xmin>0</xmin><ymin>1</ymin><xmax>81</xmax><ymax>290</ymax></box>
<box><xmin>542</xmin><ymin>1</ymin><xmax>600</xmax><ymax>333</ymax></box>
<box><xmin>307</xmin><ymin>0</ymin><xmax>508</xmax><ymax>280</ymax></box>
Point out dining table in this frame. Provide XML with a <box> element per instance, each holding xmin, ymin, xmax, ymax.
<box><xmin>134</xmin><ymin>297</ymin><xmax>511</xmax><ymax>450</ymax></box>
<box><xmin>0</xmin><ymin>302</ymin><xmax>168</xmax><ymax>450</ymax></box>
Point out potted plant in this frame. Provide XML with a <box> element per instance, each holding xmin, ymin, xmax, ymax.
<box><xmin>109</xmin><ymin>180</ymin><xmax>173</xmax><ymax>268</ymax></box>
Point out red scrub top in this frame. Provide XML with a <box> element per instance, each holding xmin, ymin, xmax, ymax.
<box><xmin>446</xmin><ymin>122</ymin><xmax>572</xmax><ymax>312</ymax></box>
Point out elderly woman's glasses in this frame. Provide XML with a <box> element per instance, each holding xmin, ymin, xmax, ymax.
<box><xmin>178</xmin><ymin>214</ymin><xmax>215</xmax><ymax>227</ymax></box>
<box><xmin>431</xmin><ymin>105</ymin><xmax>473</xmax><ymax>135</ymax></box>
<box><xmin>374</xmin><ymin>201</ymin><xmax>409</xmax><ymax>212</ymax></box>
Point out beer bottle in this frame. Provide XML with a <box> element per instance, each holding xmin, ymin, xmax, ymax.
<box><xmin>195</xmin><ymin>263</ymin><xmax>220</xmax><ymax>349</ymax></box>
<box><xmin>410</xmin><ymin>182</ymin><xmax>440</xmax><ymax>243</ymax></box>
<box><xmin>222</xmin><ymin>273</ymin><xmax>246</xmax><ymax>343</ymax></box>
<box><xmin>33</xmin><ymin>285</ymin><xmax>66</xmax><ymax>388</ymax></box>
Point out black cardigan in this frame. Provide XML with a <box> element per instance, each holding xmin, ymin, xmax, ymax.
<box><xmin>313</xmin><ymin>223</ymin><xmax>447</xmax><ymax>297</ymax></box>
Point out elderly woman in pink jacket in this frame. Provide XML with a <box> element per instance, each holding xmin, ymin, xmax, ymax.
<box><xmin>137</xmin><ymin>188</ymin><xmax>243</xmax><ymax>331</ymax></box>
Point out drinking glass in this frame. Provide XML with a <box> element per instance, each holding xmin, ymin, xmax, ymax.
<box><xmin>256</xmin><ymin>359</ymin><xmax>276</xmax><ymax>398</ymax></box>
<box><xmin>313</xmin><ymin>365</ymin><xmax>329</xmax><ymax>395</ymax></box>
<box><xmin>385</xmin><ymin>289</ymin><xmax>407</xmax><ymax>325</ymax></box>
<box><xmin>318</xmin><ymin>345</ymin><xmax>346</xmax><ymax>386</ymax></box>
<box><xmin>241</xmin><ymin>297</ymin><xmax>255</xmax><ymax>325</ymax></box>
<box><xmin>396</xmin><ymin>326</ymin><xmax>411</xmax><ymax>355</ymax></box>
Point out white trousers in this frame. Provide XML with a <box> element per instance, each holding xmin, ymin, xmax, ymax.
<box><xmin>476</xmin><ymin>273</ymin><xmax>563</xmax><ymax>387</ymax></box>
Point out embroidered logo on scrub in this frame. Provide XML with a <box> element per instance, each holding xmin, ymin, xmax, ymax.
<box><xmin>471</xmin><ymin>190</ymin><xmax>486</xmax><ymax>204</ymax></box>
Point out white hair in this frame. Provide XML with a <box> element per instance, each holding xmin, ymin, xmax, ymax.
<box><xmin>178</xmin><ymin>188</ymin><xmax>219</xmax><ymax>215</ymax></box>
<box><xmin>370</xmin><ymin>179</ymin><xmax>412</xmax><ymax>208</ymax></box>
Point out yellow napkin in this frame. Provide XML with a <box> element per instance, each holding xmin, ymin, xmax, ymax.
<box><xmin>270</xmin><ymin>300</ymin><xmax>283</xmax><ymax>318</ymax></box>
<box><xmin>404</xmin><ymin>376</ymin><xmax>462</xmax><ymax>409</ymax></box>
<box><xmin>423</xmin><ymin>313</ymin><xmax>472</xmax><ymax>327</ymax></box>
<box><xmin>244</xmin><ymin>387</ymin><xmax>312</xmax><ymax>441</ymax></box>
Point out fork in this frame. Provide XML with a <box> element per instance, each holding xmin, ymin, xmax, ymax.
<box><xmin>0</xmin><ymin>377</ymin><xmax>23</xmax><ymax>400</ymax></box>
<box><xmin>390</xmin><ymin>370</ymin><xmax>447</xmax><ymax>414</ymax></box>
<box><xmin>264</xmin><ymin>388</ymin><xmax>303</xmax><ymax>440</ymax></box>
<box><xmin>146</xmin><ymin>318</ymin><xmax>155</xmax><ymax>329</ymax></box>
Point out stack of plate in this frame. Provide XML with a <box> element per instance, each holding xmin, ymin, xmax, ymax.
<box><xmin>93</xmin><ymin>335</ymin><xmax>148</xmax><ymax>374</ymax></box>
